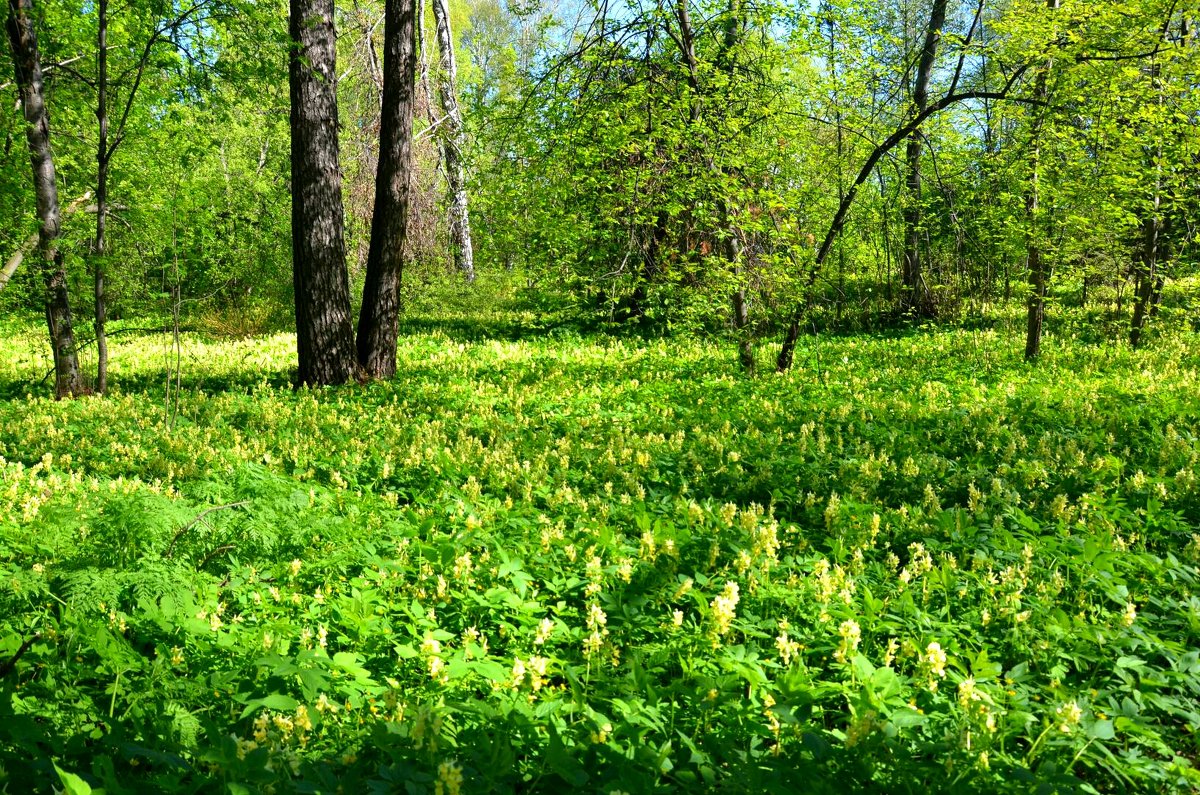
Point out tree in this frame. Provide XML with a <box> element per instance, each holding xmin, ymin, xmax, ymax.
<box><xmin>1021</xmin><ymin>0</ymin><xmax>1057</xmax><ymax>362</ymax></box>
<box><xmin>289</xmin><ymin>0</ymin><xmax>357</xmax><ymax>385</ymax></box>
<box><xmin>93</xmin><ymin>0</ymin><xmax>109</xmax><ymax>392</ymax></box>
<box><xmin>431</xmin><ymin>0</ymin><xmax>475</xmax><ymax>283</ymax></box>
<box><xmin>91</xmin><ymin>0</ymin><xmax>215</xmax><ymax>393</ymax></box>
<box><xmin>356</xmin><ymin>0</ymin><xmax>417</xmax><ymax>378</ymax></box>
<box><xmin>6</xmin><ymin>0</ymin><xmax>86</xmax><ymax>398</ymax></box>
<box><xmin>900</xmin><ymin>0</ymin><xmax>948</xmax><ymax>318</ymax></box>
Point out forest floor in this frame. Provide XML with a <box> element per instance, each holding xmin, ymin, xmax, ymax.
<box><xmin>1</xmin><ymin>281</ymin><xmax>1199</xmax><ymax>793</ymax></box>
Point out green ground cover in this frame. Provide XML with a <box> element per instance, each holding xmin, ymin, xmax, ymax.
<box><xmin>2</xmin><ymin>297</ymin><xmax>1199</xmax><ymax>793</ymax></box>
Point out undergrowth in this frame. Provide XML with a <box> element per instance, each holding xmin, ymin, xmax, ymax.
<box><xmin>1</xmin><ymin>289</ymin><xmax>1198</xmax><ymax>793</ymax></box>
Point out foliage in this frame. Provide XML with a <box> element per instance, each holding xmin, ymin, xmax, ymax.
<box><xmin>1</xmin><ymin>285</ymin><xmax>1199</xmax><ymax>792</ymax></box>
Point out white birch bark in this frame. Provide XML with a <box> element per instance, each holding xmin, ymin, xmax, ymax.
<box><xmin>430</xmin><ymin>0</ymin><xmax>475</xmax><ymax>282</ymax></box>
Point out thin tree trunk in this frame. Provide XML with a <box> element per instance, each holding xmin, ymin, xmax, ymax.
<box><xmin>732</xmin><ymin>286</ymin><xmax>753</xmax><ymax>372</ymax></box>
<box><xmin>91</xmin><ymin>1</ymin><xmax>182</xmax><ymax>392</ymax></box>
<box><xmin>6</xmin><ymin>0</ymin><xmax>86</xmax><ymax>398</ymax></box>
<box><xmin>1129</xmin><ymin>207</ymin><xmax>1161</xmax><ymax>349</ymax></box>
<box><xmin>356</xmin><ymin>0</ymin><xmax>416</xmax><ymax>378</ymax></box>
<box><xmin>94</xmin><ymin>0</ymin><xmax>109</xmax><ymax>394</ymax></box>
<box><xmin>672</xmin><ymin>0</ymin><xmax>752</xmax><ymax>372</ymax></box>
<box><xmin>1130</xmin><ymin>53</ymin><xmax>1165</xmax><ymax>349</ymax></box>
<box><xmin>901</xmin><ymin>0</ymin><xmax>947</xmax><ymax>318</ymax></box>
<box><xmin>430</xmin><ymin>0</ymin><xmax>474</xmax><ymax>282</ymax></box>
<box><xmin>775</xmin><ymin>71</ymin><xmax>1030</xmax><ymax>371</ymax></box>
<box><xmin>417</xmin><ymin>0</ymin><xmax>434</xmax><ymax>123</ymax></box>
<box><xmin>353</xmin><ymin>0</ymin><xmax>384</xmax><ymax>93</ymax></box>
<box><xmin>721</xmin><ymin>0</ymin><xmax>752</xmax><ymax>373</ymax></box>
<box><xmin>290</xmin><ymin>0</ymin><xmax>357</xmax><ymax>385</ymax></box>
<box><xmin>1023</xmin><ymin>0</ymin><xmax>1058</xmax><ymax>362</ymax></box>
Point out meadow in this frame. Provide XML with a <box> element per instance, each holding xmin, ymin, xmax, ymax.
<box><xmin>1</xmin><ymin>288</ymin><xmax>1199</xmax><ymax>793</ymax></box>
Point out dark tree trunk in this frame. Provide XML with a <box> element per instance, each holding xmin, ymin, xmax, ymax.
<box><xmin>900</xmin><ymin>0</ymin><xmax>948</xmax><ymax>318</ymax></box>
<box><xmin>94</xmin><ymin>0</ymin><xmax>109</xmax><ymax>394</ymax></box>
<box><xmin>629</xmin><ymin>208</ymin><xmax>667</xmax><ymax>320</ymax></box>
<box><xmin>290</xmin><ymin>0</ymin><xmax>357</xmax><ymax>385</ymax></box>
<box><xmin>777</xmin><ymin>319</ymin><xmax>800</xmax><ymax>372</ymax></box>
<box><xmin>1023</xmin><ymin>240</ymin><xmax>1045</xmax><ymax>360</ymax></box>
<box><xmin>6</xmin><ymin>0</ymin><xmax>86</xmax><ymax>398</ymax></box>
<box><xmin>721</xmin><ymin>0</ymin><xmax>753</xmax><ymax>373</ymax></box>
<box><xmin>356</xmin><ymin>0</ymin><xmax>416</xmax><ymax>378</ymax></box>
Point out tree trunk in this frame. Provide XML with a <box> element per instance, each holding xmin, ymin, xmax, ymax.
<box><xmin>672</xmin><ymin>0</ymin><xmax>753</xmax><ymax>372</ymax></box>
<box><xmin>1129</xmin><ymin>214</ymin><xmax>1160</xmax><ymax>349</ymax></box>
<box><xmin>6</xmin><ymin>0</ymin><xmax>86</xmax><ymax>398</ymax></box>
<box><xmin>290</xmin><ymin>0</ymin><xmax>357</xmax><ymax>385</ymax></box>
<box><xmin>733</xmin><ymin>286</ymin><xmax>753</xmax><ymax>373</ymax></box>
<box><xmin>629</xmin><ymin>208</ymin><xmax>667</xmax><ymax>320</ymax></box>
<box><xmin>1023</xmin><ymin>0</ymin><xmax>1058</xmax><ymax>362</ymax></box>
<box><xmin>900</xmin><ymin>0</ymin><xmax>947</xmax><ymax>318</ymax></box>
<box><xmin>774</xmin><ymin>68</ymin><xmax>1033</xmax><ymax>371</ymax></box>
<box><xmin>1130</xmin><ymin>54</ymin><xmax>1165</xmax><ymax>350</ymax></box>
<box><xmin>1</xmin><ymin>191</ymin><xmax>91</xmax><ymax>292</ymax></box>
<box><xmin>431</xmin><ymin>0</ymin><xmax>474</xmax><ymax>283</ymax></box>
<box><xmin>93</xmin><ymin>0</ymin><xmax>109</xmax><ymax>394</ymax></box>
<box><xmin>356</xmin><ymin>0</ymin><xmax>416</xmax><ymax>378</ymax></box>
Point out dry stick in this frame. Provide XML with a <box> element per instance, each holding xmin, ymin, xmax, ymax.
<box><xmin>163</xmin><ymin>501</ymin><xmax>250</xmax><ymax>559</ymax></box>
<box><xmin>0</xmin><ymin>633</ymin><xmax>41</xmax><ymax>679</ymax></box>
<box><xmin>197</xmin><ymin>544</ymin><xmax>236</xmax><ymax>570</ymax></box>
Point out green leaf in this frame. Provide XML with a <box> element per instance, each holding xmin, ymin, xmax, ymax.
<box><xmin>239</xmin><ymin>694</ymin><xmax>299</xmax><ymax>719</ymax></box>
<box><xmin>1088</xmin><ymin>719</ymin><xmax>1115</xmax><ymax>740</ymax></box>
<box><xmin>53</xmin><ymin>764</ymin><xmax>94</xmax><ymax>795</ymax></box>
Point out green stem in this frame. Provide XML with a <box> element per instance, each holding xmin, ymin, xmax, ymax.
<box><xmin>1067</xmin><ymin>738</ymin><xmax>1094</xmax><ymax>772</ymax></box>
<box><xmin>1025</xmin><ymin>722</ymin><xmax>1054</xmax><ymax>764</ymax></box>
<box><xmin>109</xmin><ymin>668</ymin><xmax>123</xmax><ymax>718</ymax></box>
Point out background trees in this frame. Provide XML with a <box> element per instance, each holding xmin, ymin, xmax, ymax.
<box><xmin>1</xmin><ymin>0</ymin><xmax>1197</xmax><ymax>389</ymax></box>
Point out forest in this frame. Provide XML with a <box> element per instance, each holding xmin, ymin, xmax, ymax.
<box><xmin>1</xmin><ymin>0</ymin><xmax>1199</xmax><ymax>791</ymax></box>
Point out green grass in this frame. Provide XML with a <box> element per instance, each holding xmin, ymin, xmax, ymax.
<box><xmin>1</xmin><ymin>286</ymin><xmax>1199</xmax><ymax>793</ymax></box>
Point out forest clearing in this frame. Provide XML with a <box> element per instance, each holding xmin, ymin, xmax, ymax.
<box><xmin>2</xmin><ymin>284</ymin><xmax>1200</xmax><ymax>792</ymax></box>
<box><xmin>4</xmin><ymin>0</ymin><xmax>1200</xmax><ymax>790</ymax></box>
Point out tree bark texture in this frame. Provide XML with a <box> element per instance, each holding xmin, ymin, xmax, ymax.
<box><xmin>431</xmin><ymin>0</ymin><xmax>475</xmax><ymax>282</ymax></box>
<box><xmin>290</xmin><ymin>0</ymin><xmax>357</xmax><ymax>385</ymax></box>
<box><xmin>356</xmin><ymin>0</ymin><xmax>416</xmax><ymax>378</ymax></box>
<box><xmin>900</xmin><ymin>0</ymin><xmax>947</xmax><ymax>318</ymax></box>
<box><xmin>6</xmin><ymin>0</ymin><xmax>86</xmax><ymax>398</ymax></box>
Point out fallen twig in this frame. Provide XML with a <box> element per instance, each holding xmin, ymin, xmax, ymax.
<box><xmin>0</xmin><ymin>633</ymin><xmax>42</xmax><ymax>679</ymax></box>
<box><xmin>164</xmin><ymin>501</ymin><xmax>250</xmax><ymax>559</ymax></box>
<box><xmin>197</xmin><ymin>544</ymin><xmax>236</xmax><ymax>570</ymax></box>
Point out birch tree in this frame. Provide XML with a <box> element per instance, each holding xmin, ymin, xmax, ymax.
<box><xmin>900</xmin><ymin>0</ymin><xmax>948</xmax><ymax>318</ymax></box>
<box><xmin>6</xmin><ymin>0</ymin><xmax>85</xmax><ymax>398</ymax></box>
<box><xmin>430</xmin><ymin>0</ymin><xmax>474</xmax><ymax>282</ymax></box>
